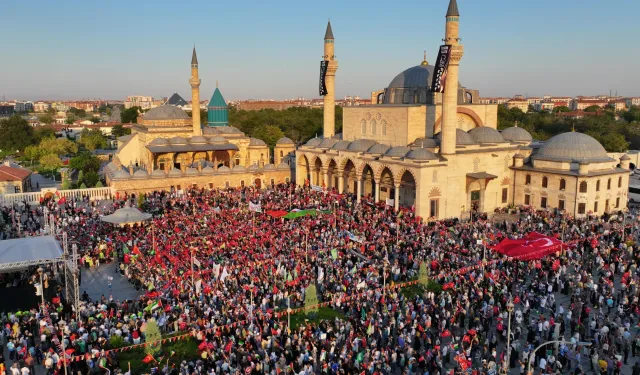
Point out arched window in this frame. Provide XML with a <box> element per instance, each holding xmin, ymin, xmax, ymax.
<box><xmin>280</xmin><ymin>150</ymin><xmax>284</xmax><ymax>158</ymax></box>
<box><xmin>525</xmin><ymin>174</ymin><xmax>531</xmax><ymax>185</ymax></box>
<box><xmin>361</xmin><ymin>119</ymin><xmax>366</xmax><ymax>135</ymax></box>
<box><xmin>579</xmin><ymin>181</ymin><xmax>587</xmax><ymax>193</ymax></box>
<box><xmin>607</xmin><ymin>178</ymin><xmax>611</xmax><ymax>190</ymax></box>
<box><xmin>542</xmin><ymin>176</ymin><xmax>548</xmax><ymax>188</ymax></box>
<box><xmin>381</xmin><ymin>120</ymin><xmax>387</xmax><ymax>136</ymax></box>
<box><xmin>618</xmin><ymin>176</ymin><xmax>623</xmax><ymax>188</ymax></box>
<box><xmin>559</xmin><ymin>178</ymin><xmax>566</xmax><ymax>191</ymax></box>
<box><xmin>596</xmin><ymin>180</ymin><xmax>600</xmax><ymax>192</ymax></box>
<box><xmin>403</xmin><ymin>90</ymin><xmax>411</xmax><ymax>104</ymax></box>
<box><xmin>370</xmin><ymin>119</ymin><xmax>377</xmax><ymax>135</ymax></box>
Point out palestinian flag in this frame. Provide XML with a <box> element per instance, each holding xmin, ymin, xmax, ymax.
<box><xmin>144</xmin><ymin>299</ymin><xmax>162</xmax><ymax>312</ymax></box>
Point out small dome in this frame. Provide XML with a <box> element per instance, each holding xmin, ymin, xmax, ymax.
<box><xmin>169</xmin><ymin>136</ymin><xmax>188</xmax><ymax>145</ymax></box>
<box><xmin>248</xmin><ymin>164</ymin><xmax>260</xmax><ymax>171</ymax></box>
<box><xmin>468</xmin><ymin>127</ymin><xmax>505</xmax><ymax>144</ymax></box>
<box><xmin>436</xmin><ymin>129</ymin><xmax>476</xmax><ymax>145</ymax></box>
<box><xmin>208</xmin><ymin>136</ymin><xmax>228</xmax><ymax>144</ymax></box>
<box><xmin>318</xmin><ymin>138</ymin><xmax>339</xmax><ymax>149</ymax></box>
<box><xmin>348</xmin><ymin>139</ymin><xmax>377</xmax><ymax>152</ymax></box>
<box><xmin>277</xmin><ymin>163</ymin><xmax>290</xmax><ymax>170</ymax></box>
<box><xmin>132</xmin><ymin>169</ymin><xmax>149</xmax><ymax>179</ymax></box>
<box><xmin>533</xmin><ymin>132</ymin><xmax>611</xmax><ymax>163</ymax></box>
<box><xmin>366</xmin><ymin>144</ymin><xmax>391</xmax><ymax>155</ymax></box>
<box><xmin>249</xmin><ymin>138</ymin><xmax>267</xmax><ymax>147</ymax></box>
<box><xmin>305</xmin><ymin>137</ymin><xmax>323</xmax><ymax>147</ymax></box>
<box><xmin>151</xmin><ymin>169</ymin><xmax>166</xmax><ymax>178</ymax></box>
<box><xmin>113</xmin><ymin>169</ymin><xmax>131</xmax><ymax>180</ymax></box>
<box><xmin>385</xmin><ymin>146</ymin><xmax>411</xmax><ymax>158</ymax></box>
<box><xmin>620</xmin><ymin>154</ymin><xmax>631</xmax><ymax>161</ymax></box>
<box><xmin>406</xmin><ymin>148</ymin><xmax>438</xmax><ymax>161</ymax></box>
<box><xmin>167</xmin><ymin>168</ymin><xmax>183</xmax><ymax>177</ymax></box>
<box><xmin>331</xmin><ymin>140</ymin><xmax>351</xmax><ymax>150</ymax></box>
<box><xmin>215</xmin><ymin>126</ymin><xmax>243</xmax><ymax>134</ymax></box>
<box><xmin>410</xmin><ymin>137</ymin><xmax>438</xmax><ymax>148</ymax></box>
<box><xmin>233</xmin><ymin>165</ymin><xmax>247</xmax><ymax>172</ymax></box>
<box><xmin>263</xmin><ymin>164</ymin><xmax>276</xmax><ymax>170</ymax></box>
<box><xmin>276</xmin><ymin>137</ymin><xmax>294</xmax><ymax>145</ymax></box>
<box><xmin>217</xmin><ymin>165</ymin><xmax>231</xmax><ymax>172</ymax></box>
<box><xmin>189</xmin><ymin>136</ymin><xmax>208</xmax><ymax>144</ymax></box>
<box><xmin>143</xmin><ymin>105</ymin><xmax>190</xmax><ymax>120</ymax></box>
<box><xmin>202</xmin><ymin>127</ymin><xmax>220</xmax><ymax>135</ymax></box>
<box><xmin>514</xmin><ymin>153</ymin><xmax>525</xmax><ymax>159</ymax></box>
<box><xmin>149</xmin><ymin>138</ymin><xmax>169</xmax><ymax>146</ymax></box>
<box><xmin>185</xmin><ymin>167</ymin><xmax>199</xmax><ymax>176</ymax></box>
<box><xmin>201</xmin><ymin>166</ymin><xmax>215</xmax><ymax>175</ymax></box>
<box><xmin>501</xmin><ymin>126</ymin><xmax>533</xmax><ymax>142</ymax></box>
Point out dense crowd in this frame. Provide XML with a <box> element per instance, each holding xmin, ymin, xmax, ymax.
<box><xmin>1</xmin><ymin>184</ymin><xmax>640</xmax><ymax>375</ymax></box>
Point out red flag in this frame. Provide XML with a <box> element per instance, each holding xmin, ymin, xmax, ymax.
<box><xmin>142</xmin><ymin>354</ymin><xmax>155</xmax><ymax>364</ymax></box>
<box><xmin>132</xmin><ymin>246</ymin><xmax>142</xmax><ymax>256</ymax></box>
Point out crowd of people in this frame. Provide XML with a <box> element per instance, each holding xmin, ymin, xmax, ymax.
<box><xmin>0</xmin><ymin>184</ymin><xmax>640</xmax><ymax>375</ymax></box>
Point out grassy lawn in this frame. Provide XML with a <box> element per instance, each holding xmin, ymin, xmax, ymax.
<box><xmin>401</xmin><ymin>280</ymin><xmax>443</xmax><ymax>299</ymax></box>
<box><xmin>282</xmin><ymin>307</ymin><xmax>345</xmax><ymax>330</ymax></box>
<box><xmin>117</xmin><ymin>337</ymin><xmax>199</xmax><ymax>373</ymax></box>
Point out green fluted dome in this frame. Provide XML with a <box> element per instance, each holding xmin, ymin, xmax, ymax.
<box><xmin>207</xmin><ymin>87</ymin><xmax>228</xmax><ymax>127</ymax></box>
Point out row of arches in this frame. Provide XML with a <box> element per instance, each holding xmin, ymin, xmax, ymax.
<box><xmin>298</xmin><ymin>154</ymin><xmax>418</xmax><ymax>209</ymax></box>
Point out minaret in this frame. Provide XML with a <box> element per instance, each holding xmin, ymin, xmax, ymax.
<box><xmin>440</xmin><ymin>0</ymin><xmax>463</xmax><ymax>155</ymax></box>
<box><xmin>323</xmin><ymin>21</ymin><xmax>338</xmax><ymax>139</ymax></box>
<box><xmin>189</xmin><ymin>46</ymin><xmax>202</xmax><ymax>136</ymax></box>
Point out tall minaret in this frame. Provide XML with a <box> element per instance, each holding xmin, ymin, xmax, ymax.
<box><xmin>189</xmin><ymin>46</ymin><xmax>202</xmax><ymax>136</ymax></box>
<box><xmin>440</xmin><ymin>0</ymin><xmax>463</xmax><ymax>155</ymax></box>
<box><xmin>323</xmin><ymin>21</ymin><xmax>338</xmax><ymax>139</ymax></box>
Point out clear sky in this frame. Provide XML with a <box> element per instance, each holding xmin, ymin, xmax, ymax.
<box><xmin>1</xmin><ymin>0</ymin><xmax>639</xmax><ymax>101</ymax></box>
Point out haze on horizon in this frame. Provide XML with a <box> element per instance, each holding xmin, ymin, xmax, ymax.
<box><xmin>1</xmin><ymin>0</ymin><xmax>639</xmax><ymax>102</ymax></box>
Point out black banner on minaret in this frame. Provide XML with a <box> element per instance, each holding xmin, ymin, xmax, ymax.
<box><xmin>431</xmin><ymin>45</ymin><xmax>452</xmax><ymax>93</ymax></box>
<box><xmin>319</xmin><ymin>61</ymin><xmax>328</xmax><ymax>96</ymax></box>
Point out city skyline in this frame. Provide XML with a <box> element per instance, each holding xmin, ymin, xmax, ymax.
<box><xmin>1</xmin><ymin>0</ymin><xmax>639</xmax><ymax>101</ymax></box>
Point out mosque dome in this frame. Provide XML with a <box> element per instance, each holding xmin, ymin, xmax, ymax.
<box><xmin>167</xmin><ymin>168</ymin><xmax>183</xmax><ymax>177</ymax></box>
<box><xmin>410</xmin><ymin>137</ymin><xmax>438</xmax><ymax>148</ymax></box>
<box><xmin>263</xmin><ymin>164</ymin><xmax>276</xmax><ymax>170</ymax></box>
<box><xmin>185</xmin><ymin>168</ymin><xmax>199</xmax><ymax>176</ymax></box>
<box><xmin>501</xmin><ymin>126</ymin><xmax>533</xmax><ymax>142</ymax></box>
<box><xmin>144</xmin><ymin>105</ymin><xmax>190</xmax><ymax>120</ymax></box>
<box><xmin>113</xmin><ymin>169</ymin><xmax>131</xmax><ymax>180</ymax></box>
<box><xmin>233</xmin><ymin>165</ymin><xmax>247</xmax><ymax>172</ymax></box>
<box><xmin>276</xmin><ymin>137</ymin><xmax>294</xmax><ymax>145</ymax></box>
<box><xmin>189</xmin><ymin>136</ymin><xmax>208</xmax><ymax>144</ymax></box>
<box><xmin>366</xmin><ymin>144</ymin><xmax>391</xmax><ymax>155</ymax></box>
<box><xmin>331</xmin><ymin>140</ymin><xmax>351</xmax><ymax>151</ymax></box>
<box><xmin>249</xmin><ymin>138</ymin><xmax>267</xmax><ymax>147</ymax></box>
<box><xmin>201</xmin><ymin>166</ymin><xmax>215</xmax><ymax>175</ymax></box>
<box><xmin>217</xmin><ymin>165</ymin><xmax>231</xmax><ymax>172</ymax></box>
<box><xmin>533</xmin><ymin>132</ymin><xmax>612</xmax><ymax>163</ymax></box>
<box><xmin>406</xmin><ymin>148</ymin><xmax>439</xmax><ymax>161</ymax></box>
<box><xmin>385</xmin><ymin>146</ymin><xmax>412</xmax><ymax>158</ymax></box>
<box><xmin>248</xmin><ymin>164</ymin><xmax>260</xmax><ymax>172</ymax></box>
<box><xmin>468</xmin><ymin>127</ymin><xmax>505</xmax><ymax>144</ymax></box>
<box><xmin>305</xmin><ymin>137</ymin><xmax>323</xmax><ymax>147</ymax></box>
<box><xmin>347</xmin><ymin>139</ymin><xmax>377</xmax><ymax>152</ymax></box>
<box><xmin>132</xmin><ymin>169</ymin><xmax>149</xmax><ymax>179</ymax></box>
<box><xmin>151</xmin><ymin>169</ymin><xmax>166</xmax><ymax>178</ymax></box>
<box><xmin>168</xmin><ymin>136</ymin><xmax>188</xmax><ymax>145</ymax></box>
<box><xmin>149</xmin><ymin>138</ymin><xmax>169</xmax><ymax>146</ymax></box>
<box><xmin>388</xmin><ymin>64</ymin><xmax>435</xmax><ymax>91</ymax></box>
<box><xmin>208</xmin><ymin>136</ymin><xmax>228</xmax><ymax>144</ymax></box>
<box><xmin>436</xmin><ymin>129</ymin><xmax>476</xmax><ymax>145</ymax></box>
<box><xmin>277</xmin><ymin>162</ymin><xmax>290</xmax><ymax>170</ymax></box>
<box><xmin>318</xmin><ymin>138</ymin><xmax>339</xmax><ymax>149</ymax></box>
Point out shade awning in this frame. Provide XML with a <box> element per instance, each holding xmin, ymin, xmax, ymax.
<box><xmin>101</xmin><ymin>207</ymin><xmax>152</xmax><ymax>224</ymax></box>
<box><xmin>466</xmin><ymin>172</ymin><xmax>498</xmax><ymax>180</ymax></box>
<box><xmin>0</xmin><ymin>236</ymin><xmax>64</xmax><ymax>271</ymax></box>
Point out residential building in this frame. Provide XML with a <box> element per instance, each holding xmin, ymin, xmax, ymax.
<box><xmin>572</xmin><ymin>99</ymin><xmax>607</xmax><ymax>111</ymax></box>
<box><xmin>0</xmin><ymin>105</ymin><xmax>14</xmax><ymax>117</ymax></box>
<box><xmin>505</xmin><ymin>99</ymin><xmax>529</xmax><ymax>112</ymax></box>
<box><xmin>533</xmin><ymin>102</ymin><xmax>554</xmax><ymax>112</ymax></box>
<box><xmin>14</xmin><ymin>101</ymin><xmax>34</xmax><ymax>113</ymax></box>
<box><xmin>626</xmin><ymin>97</ymin><xmax>640</xmax><ymax>107</ymax></box>
<box><xmin>33</xmin><ymin>102</ymin><xmax>51</xmax><ymax>112</ymax></box>
<box><xmin>610</xmin><ymin>100</ymin><xmax>627</xmax><ymax>112</ymax></box>
<box><xmin>124</xmin><ymin>96</ymin><xmax>157</xmax><ymax>110</ymax></box>
<box><xmin>0</xmin><ymin>162</ymin><xmax>32</xmax><ymax>194</ymax></box>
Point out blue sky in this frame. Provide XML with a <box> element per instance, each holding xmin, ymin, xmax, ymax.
<box><xmin>1</xmin><ymin>0</ymin><xmax>638</xmax><ymax>101</ymax></box>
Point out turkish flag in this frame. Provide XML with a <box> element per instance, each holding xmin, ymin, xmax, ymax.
<box><xmin>490</xmin><ymin>232</ymin><xmax>565</xmax><ymax>261</ymax></box>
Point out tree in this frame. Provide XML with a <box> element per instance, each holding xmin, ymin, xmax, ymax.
<box><xmin>418</xmin><ymin>262</ymin><xmax>430</xmax><ymax>288</ymax></box>
<box><xmin>144</xmin><ymin>318</ymin><xmax>162</xmax><ymax>356</ymax></box>
<box><xmin>38</xmin><ymin>114</ymin><xmax>55</xmax><ymax>125</ymax></box>
<box><xmin>304</xmin><ymin>284</ymin><xmax>319</xmax><ymax>318</ymax></box>
<box><xmin>65</xmin><ymin>116</ymin><xmax>76</xmax><ymax>125</ymax></box>
<box><xmin>84</xmin><ymin>171</ymin><xmax>99</xmax><ymax>187</ymax></box>
<box><xmin>111</xmin><ymin>124</ymin><xmax>131</xmax><ymax>138</ymax></box>
<box><xmin>121</xmin><ymin>107</ymin><xmax>140</xmax><ymax>123</ymax></box>
<box><xmin>68</xmin><ymin>108</ymin><xmax>86</xmax><ymax>119</ymax></box>
<box><xmin>39</xmin><ymin>153</ymin><xmax>63</xmax><ymax>171</ymax></box>
<box><xmin>77</xmin><ymin>170</ymin><xmax>84</xmax><ymax>185</ymax></box>
<box><xmin>79</xmin><ymin>183</ymin><xmax>87</xmax><ymax>189</ymax></box>
<box><xmin>78</xmin><ymin>128</ymin><xmax>107</xmax><ymax>151</ymax></box>
<box><xmin>600</xmin><ymin>133</ymin><xmax>629</xmax><ymax>152</ymax></box>
<box><xmin>23</xmin><ymin>145</ymin><xmax>41</xmax><ymax>166</ymax></box>
<box><xmin>89</xmin><ymin>117</ymin><xmax>101</xmax><ymax>124</ymax></box>
<box><xmin>61</xmin><ymin>175</ymin><xmax>72</xmax><ymax>190</ymax></box>
<box><xmin>252</xmin><ymin>124</ymin><xmax>285</xmax><ymax>148</ymax></box>
<box><xmin>95</xmin><ymin>180</ymin><xmax>104</xmax><ymax>188</ymax></box>
<box><xmin>39</xmin><ymin>137</ymin><xmax>77</xmax><ymax>156</ymax></box>
<box><xmin>69</xmin><ymin>153</ymin><xmax>101</xmax><ymax>173</ymax></box>
<box><xmin>553</xmin><ymin>106</ymin><xmax>571</xmax><ymax>113</ymax></box>
<box><xmin>0</xmin><ymin>115</ymin><xmax>37</xmax><ymax>152</ymax></box>
<box><xmin>584</xmin><ymin>105</ymin><xmax>601</xmax><ymax>113</ymax></box>
<box><xmin>35</xmin><ymin>127</ymin><xmax>57</xmax><ymax>142</ymax></box>
<box><xmin>46</xmin><ymin>107</ymin><xmax>56</xmax><ymax>115</ymax></box>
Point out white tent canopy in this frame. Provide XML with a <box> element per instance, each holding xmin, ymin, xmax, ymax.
<box><xmin>101</xmin><ymin>207</ymin><xmax>152</xmax><ymax>225</ymax></box>
<box><xmin>0</xmin><ymin>236</ymin><xmax>64</xmax><ymax>271</ymax></box>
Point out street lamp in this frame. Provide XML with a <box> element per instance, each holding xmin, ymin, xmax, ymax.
<box><xmin>526</xmin><ymin>340</ymin><xmax>592</xmax><ymax>375</ymax></box>
<box><xmin>505</xmin><ymin>299</ymin><xmax>514</xmax><ymax>374</ymax></box>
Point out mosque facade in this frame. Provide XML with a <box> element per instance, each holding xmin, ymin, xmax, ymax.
<box><xmin>105</xmin><ymin>48</ymin><xmax>295</xmax><ymax>193</ymax></box>
<box><xmin>295</xmin><ymin>0</ymin><xmax>630</xmax><ymax>220</ymax></box>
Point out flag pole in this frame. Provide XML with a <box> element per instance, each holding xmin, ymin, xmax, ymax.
<box><xmin>191</xmin><ymin>247</ymin><xmax>195</xmax><ymax>293</ymax></box>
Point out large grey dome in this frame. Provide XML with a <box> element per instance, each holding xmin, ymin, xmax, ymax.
<box><xmin>533</xmin><ymin>132</ymin><xmax>612</xmax><ymax>163</ymax></box>
<box><xmin>388</xmin><ymin>64</ymin><xmax>435</xmax><ymax>90</ymax></box>
<box><xmin>331</xmin><ymin>140</ymin><xmax>351</xmax><ymax>151</ymax></box>
<box><xmin>501</xmin><ymin>126</ymin><xmax>533</xmax><ymax>142</ymax></box>
<box><xmin>406</xmin><ymin>148</ymin><xmax>438</xmax><ymax>161</ymax></box>
<box><xmin>436</xmin><ymin>129</ymin><xmax>476</xmax><ymax>145</ymax></box>
<box><xmin>144</xmin><ymin>105</ymin><xmax>190</xmax><ymax>120</ymax></box>
<box><xmin>348</xmin><ymin>139</ymin><xmax>377</xmax><ymax>152</ymax></box>
<box><xmin>385</xmin><ymin>146</ymin><xmax>411</xmax><ymax>158</ymax></box>
<box><xmin>468</xmin><ymin>127</ymin><xmax>505</xmax><ymax>144</ymax></box>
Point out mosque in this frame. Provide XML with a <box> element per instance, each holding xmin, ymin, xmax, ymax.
<box><xmin>105</xmin><ymin>48</ymin><xmax>295</xmax><ymax>192</ymax></box>
<box><xmin>295</xmin><ymin>0</ymin><xmax>631</xmax><ymax>219</ymax></box>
